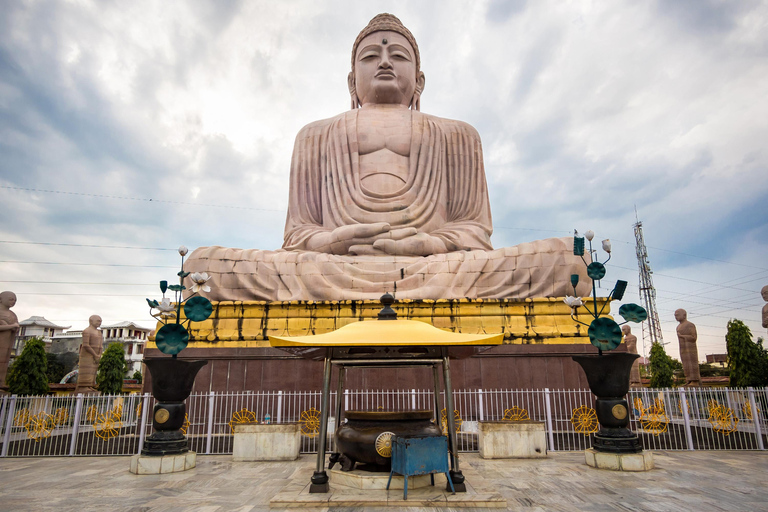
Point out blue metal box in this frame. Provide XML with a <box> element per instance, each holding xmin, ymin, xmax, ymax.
<box><xmin>387</xmin><ymin>434</ymin><xmax>455</xmax><ymax>499</ymax></box>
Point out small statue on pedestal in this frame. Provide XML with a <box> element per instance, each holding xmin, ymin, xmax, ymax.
<box><xmin>675</xmin><ymin>309</ymin><xmax>701</xmax><ymax>387</ymax></box>
<box><xmin>75</xmin><ymin>315</ymin><xmax>103</xmax><ymax>393</ymax></box>
<box><xmin>0</xmin><ymin>291</ymin><xmax>19</xmax><ymax>388</ymax></box>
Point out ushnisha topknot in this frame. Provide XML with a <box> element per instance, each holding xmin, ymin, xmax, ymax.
<box><xmin>351</xmin><ymin>13</ymin><xmax>420</xmax><ymax>72</ymax></box>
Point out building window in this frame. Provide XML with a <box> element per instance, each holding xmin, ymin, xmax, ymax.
<box><xmin>137</xmin><ymin>344</ymin><xmax>144</xmax><ymax>354</ymax></box>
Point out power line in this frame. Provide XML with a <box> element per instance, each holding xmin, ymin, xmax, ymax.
<box><xmin>0</xmin><ymin>241</ymin><xmax>177</xmax><ymax>251</ymax></box>
<box><xmin>0</xmin><ymin>261</ymin><xmax>175</xmax><ymax>268</ymax></box>
<box><xmin>1</xmin><ymin>281</ymin><xmax>156</xmax><ymax>285</ymax></box>
<box><xmin>1</xmin><ymin>185</ymin><xmax>284</xmax><ymax>213</ymax></box>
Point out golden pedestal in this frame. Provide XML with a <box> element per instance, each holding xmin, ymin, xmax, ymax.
<box><xmin>145</xmin><ymin>298</ymin><xmax>613</xmax><ymax>392</ymax></box>
<box><xmin>149</xmin><ymin>297</ymin><xmax>606</xmax><ymax>349</ymax></box>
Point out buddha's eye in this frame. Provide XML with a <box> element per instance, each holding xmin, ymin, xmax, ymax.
<box><xmin>359</xmin><ymin>50</ymin><xmax>380</xmax><ymax>61</ymax></box>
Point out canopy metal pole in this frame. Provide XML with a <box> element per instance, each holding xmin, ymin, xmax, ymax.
<box><xmin>432</xmin><ymin>364</ymin><xmax>441</xmax><ymax>423</ymax></box>
<box><xmin>442</xmin><ymin>353</ymin><xmax>466</xmax><ymax>492</ymax></box>
<box><xmin>310</xmin><ymin>350</ymin><xmax>333</xmax><ymax>493</ymax></box>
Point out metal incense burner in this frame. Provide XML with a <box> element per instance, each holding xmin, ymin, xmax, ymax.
<box><xmin>269</xmin><ymin>293</ymin><xmax>503</xmax><ymax>494</ymax></box>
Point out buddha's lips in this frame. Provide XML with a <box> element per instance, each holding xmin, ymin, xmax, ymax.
<box><xmin>375</xmin><ymin>71</ymin><xmax>396</xmax><ymax>78</ymax></box>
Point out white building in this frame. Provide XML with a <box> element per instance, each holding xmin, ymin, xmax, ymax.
<box><xmin>15</xmin><ymin>316</ymin><xmax>71</xmax><ymax>354</ymax></box>
<box><xmin>101</xmin><ymin>321</ymin><xmax>151</xmax><ymax>374</ymax></box>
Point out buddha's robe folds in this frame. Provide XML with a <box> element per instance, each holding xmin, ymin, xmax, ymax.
<box><xmin>186</xmin><ymin>110</ymin><xmax>591</xmax><ymax>301</ymax></box>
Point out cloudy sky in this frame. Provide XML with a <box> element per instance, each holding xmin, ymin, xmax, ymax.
<box><xmin>1</xmin><ymin>0</ymin><xmax>766</xmax><ymax>362</ymax></box>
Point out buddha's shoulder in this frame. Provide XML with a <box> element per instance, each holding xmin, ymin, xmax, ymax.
<box><xmin>418</xmin><ymin>112</ymin><xmax>481</xmax><ymax>141</ymax></box>
<box><xmin>294</xmin><ymin>112</ymin><xmax>349</xmax><ymax>139</ymax></box>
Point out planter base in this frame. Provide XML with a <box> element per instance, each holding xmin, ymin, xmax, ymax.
<box><xmin>593</xmin><ymin>429</ymin><xmax>643</xmax><ymax>454</ymax></box>
<box><xmin>585</xmin><ymin>448</ymin><xmax>653</xmax><ymax>472</ymax></box>
<box><xmin>130</xmin><ymin>451</ymin><xmax>196</xmax><ymax>475</ymax></box>
<box><xmin>232</xmin><ymin>423</ymin><xmax>300</xmax><ymax>461</ymax></box>
<box><xmin>141</xmin><ymin>430</ymin><xmax>189</xmax><ymax>456</ymax></box>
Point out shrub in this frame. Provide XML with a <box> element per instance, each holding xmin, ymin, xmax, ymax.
<box><xmin>96</xmin><ymin>343</ymin><xmax>128</xmax><ymax>395</ymax></box>
<box><xmin>7</xmin><ymin>337</ymin><xmax>49</xmax><ymax>395</ymax></box>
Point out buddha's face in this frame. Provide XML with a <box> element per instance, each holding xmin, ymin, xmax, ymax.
<box><xmin>353</xmin><ymin>30</ymin><xmax>423</xmax><ymax>107</ymax></box>
<box><xmin>621</xmin><ymin>325</ymin><xmax>631</xmax><ymax>335</ymax></box>
<box><xmin>762</xmin><ymin>285</ymin><xmax>768</xmax><ymax>301</ymax></box>
<box><xmin>0</xmin><ymin>292</ymin><xmax>16</xmax><ymax>308</ymax></box>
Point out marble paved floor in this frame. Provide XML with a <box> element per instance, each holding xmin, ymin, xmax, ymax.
<box><xmin>0</xmin><ymin>451</ymin><xmax>766</xmax><ymax>511</ymax></box>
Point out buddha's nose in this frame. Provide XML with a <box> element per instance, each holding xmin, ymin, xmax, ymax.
<box><xmin>379</xmin><ymin>54</ymin><xmax>392</xmax><ymax>68</ymax></box>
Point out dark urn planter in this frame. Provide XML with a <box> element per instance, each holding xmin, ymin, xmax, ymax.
<box><xmin>572</xmin><ymin>352</ymin><xmax>642</xmax><ymax>454</ymax></box>
<box><xmin>334</xmin><ymin>410</ymin><xmax>442</xmax><ymax>471</ymax></box>
<box><xmin>142</xmin><ymin>358</ymin><xmax>208</xmax><ymax>456</ymax></box>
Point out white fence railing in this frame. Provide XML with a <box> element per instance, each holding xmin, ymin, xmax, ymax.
<box><xmin>1</xmin><ymin>387</ymin><xmax>765</xmax><ymax>457</ymax></box>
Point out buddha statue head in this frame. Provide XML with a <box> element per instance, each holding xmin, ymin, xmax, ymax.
<box><xmin>348</xmin><ymin>13</ymin><xmax>426</xmax><ymax>110</ymax></box>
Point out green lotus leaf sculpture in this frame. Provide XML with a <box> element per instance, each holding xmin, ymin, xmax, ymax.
<box><xmin>618</xmin><ymin>303</ymin><xmax>648</xmax><ymax>323</ymax></box>
<box><xmin>586</xmin><ymin>262</ymin><xmax>606</xmax><ymax>280</ymax></box>
<box><xmin>184</xmin><ymin>296</ymin><xmax>213</xmax><ymax>322</ymax></box>
<box><xmin>155</xmin><ymin>323</ymin><xmax>190</xmax><ymax>355</ymax></box>
<box><xmin>587</xmin><ymin>317</ymin><xmax>622</xmax><ymax>351</ymax></box>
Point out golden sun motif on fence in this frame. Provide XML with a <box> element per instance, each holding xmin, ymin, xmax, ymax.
<box><xmin>742</xmin><ymin>402</ymin><xmax>760</xmax><ymax>421</ymax></box>
<box><xmin>502</xmin><ymin>406</ymin><xmax>530</xmax><ymax>421</ymax></box>
<box><xmin>440</xmin><ymin>408</ymin><xmax>463</xmax><ymax>435</ymax></box>
<box><xmin>707</xmin><ymin>400</ymin><xmax>739</xmax><ymax>435</ymax></box>
<box><xmin>299</xmin><ymin>408</ymin><xmax>321</xmax><ymax>437</ymax></box>
<box><xmin>24</xmin><ymin>412</ymin><xmax>55</xmax><ymax>441</ymax></box>
<box><xmin>180</xmin><ymin>414</ymin><xmax>190</xmax><ymax>435</ymax></box>
<box><xmin>570</xmin><ymin>405</ymin><xmax>599</xmax><ymax>435</ymax></box>
<box><xmin>93</xmin><ymin>404</ymin><xmax>123</xmax><ymax>440</ymax></box>
<box><xmin>229</xmin><ymin>408</ymin><xmax>258</xmax><ymax>433</ymax></box>
<box><xmin>635</xmin><ymin>398</ymin><xmax>669</xmax><ymax>436</ymax></box>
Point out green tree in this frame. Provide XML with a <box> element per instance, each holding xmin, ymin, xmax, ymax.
<box><xmin>46</xmin><ymin>353</ymin><xmax>66</xmax><ymax>383</ymax></box>
<box><xmin>131</xmin><ymin>370</ymin><xmax>143</xmax><ymax>384</ymax></box>
<box><xmin>726</xmin><ymin>320</ymin><xmax>768</xmax><ymax>387</ymax></box>
<box><xmin>7</xmin><ymin>337</ymin><xmax>49</xmax><ymax>395</ymax></box>
<box><xmin>649</xmin><ymin>342</ymin><xmax>675</xmax><ymax>388</ymax></box>
<box><xmin>96</xmin><ymin>343</ymin><xmax>128</xmax><ymax>395</ymax></box>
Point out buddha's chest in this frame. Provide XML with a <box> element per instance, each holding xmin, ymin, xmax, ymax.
<box><xmin>356</xmin><ymin>110</ymin><xmax>412</xmax><ymax>156</ymax></box>
<box><xmin>356</xmin><ymin>110</ymin><xmax>412</xmax><ymax>195</ymax></box>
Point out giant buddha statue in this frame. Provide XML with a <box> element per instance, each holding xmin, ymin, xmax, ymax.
<box><xmin>186</xmin><ymin>13</ymin><xmax>590</xmax><ymax>301</ymax></box>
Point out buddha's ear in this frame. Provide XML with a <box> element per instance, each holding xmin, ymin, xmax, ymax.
<box><xmin>411</xmin><ymin>71</ymin><xmax>426</xmax><ymax>111</ymax></box>
<box><xmin>347</xmin><ymin>72</ymin><xmax>360</xmax><ymax>109</ymax></box>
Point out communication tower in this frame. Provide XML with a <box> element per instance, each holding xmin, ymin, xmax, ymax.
<box><xmin>634</xmin><ymin>217</ymin><xmax>664</xmax><ymax>358</ymax></box>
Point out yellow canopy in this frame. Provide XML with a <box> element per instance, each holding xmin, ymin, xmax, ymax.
<box><xmin>269</xmin><ymin>319</ymin><xmax>503</xmax><ymax>347</ymax></box>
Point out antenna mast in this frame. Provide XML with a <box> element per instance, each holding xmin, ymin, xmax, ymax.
<box><xmin>634</xmin><ymin>212</ymin><xmax>664</xmax><ymax>358</ymax></box>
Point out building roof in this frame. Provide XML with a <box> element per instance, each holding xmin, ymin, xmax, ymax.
<box><xmin>101</xmin><ymin>321</ymin><xmax>152</xmax><ymax>332</ymax></box>
<box><xmin>19</xmin><ymin>316</ymin><xmax>70</xmax><ymax>330</ymax></box>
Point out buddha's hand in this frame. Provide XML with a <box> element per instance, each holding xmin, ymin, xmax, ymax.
<box><xmin>306</xmin><ymin>223</ymin><xmax>418</xmax><ymax>255</ymax></box>
<box><xmin>372</xmin><ymin>232</ymin><xmax>448</xmax><ymax>256</ymax></box>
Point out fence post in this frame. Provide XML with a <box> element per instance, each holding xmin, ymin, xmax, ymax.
<box><xmin>68</xmin><ymin>394</ymin><xmax>84</xmax><ymax>457</ymax></box>
<box><xmin>1</xmin><ymin>396</ymin><xmax>17</xmax><ymax>457</ymax></box>
<box><xmin>411</xmin><ymin>389</ymin><xmax>416</xmax><ymax>410</ymax></box>
<box><xmin>136</xmin><ymin>393</ymin><xmax>151</xmax><ymax>455</ymax></box>
<box><xmin>679</xmin><ymin>389</ymin><xmax>694</xmax><ymax>451</ymax></box>
<box><xmin>0</xmin><ymin>395</ymin><xmax>7</xmax><ymax>437</ymax></box>
<box><xmin>477</xmin><ymin>389</ymin><xmax>484</xmax><ymax>422</ymax></box>
<box><xmin>544</xmin><ymin>388</ymin><xmax>555</xmax><ymax>452</ymax></box>
<box><xmin>205</xmin><ymin>391</ymin><xmax>215</xmax><ymax>455</ymax></box>
<box><xmin>276</xmin><ymin>391</ymin><xmax>283</xmax><ymax>424</ymax></box>
<box><xmin>747</xmin><ymin>387</ymin><xmax>764</xmax><ymax>450</ymax></box>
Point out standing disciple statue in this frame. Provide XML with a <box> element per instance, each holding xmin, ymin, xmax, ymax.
<box><xmin>762</xmin><ymin>285</ymin><xmax>768</xmax><ymax>333</ymax></box>
<box><xmin>675</xmin><ymin>309</ymin><xmax>701</xmax><ymax>387</ymax></box>
<box><xmin>76</xmin><ymin>315</ymin><xmax>104</xmax><ymax>393</ymax></box>
<box><xmin>0</xmin><ymin>291</ymin><xmax>19</xmax><ymax>388</ymax></box>
<box><xmin>622</xmin><ymin>324</ymin><xmax>642</xmax><ymax>387</ymax></box>
<box><xmin>185</xmin><ymin>13</ymin><xmax>591</xmax><ymax>301</ymax></box>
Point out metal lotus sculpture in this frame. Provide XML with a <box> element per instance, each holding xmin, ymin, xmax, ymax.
<box><xmin>142</xmin><ymin>246</ymin><xmax>211</xmax><ymax>456</ymax></box>
<box><xmin>567</xmin><ymin>230</ymin><xmax>648</xmax><ymax>454</ymax></box>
